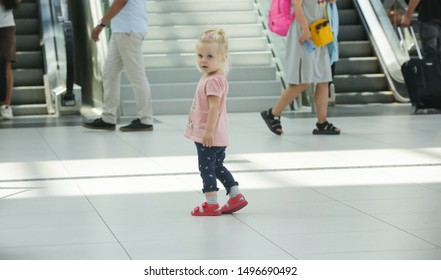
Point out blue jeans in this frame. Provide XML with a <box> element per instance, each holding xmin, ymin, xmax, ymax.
<box><xmin>195</xmin><ymin>142</ymin><xmax>238</xmax><ymax>194</ymax></box>
<box><xmin>419</xmin><ymin>20</ymin><xmax>441</xmax><ymax>61</ymax></box>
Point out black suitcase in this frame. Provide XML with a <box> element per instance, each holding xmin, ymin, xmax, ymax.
<box><xmin>0</xmin><ymin>55</ymin><xmax>6</xmax><ymax>102</ymax></box>
<box><xmin>400</xmin><ymin>27</ymin><xmax>441</xmax><ymax>111</ymax></box>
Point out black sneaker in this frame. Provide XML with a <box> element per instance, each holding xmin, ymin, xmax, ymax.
<box><xmin>83</xmin><ymin>118</ymin><xmax>116</xmax><ymax>131</ymax></box>
<box><xmin>120</xmin><ymin>118</ymin><xmax>153</xmax><ymax>132</ymax></box>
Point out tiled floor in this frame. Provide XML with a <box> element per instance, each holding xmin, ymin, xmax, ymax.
<box><xmin>1</xmin><ymin>105</ymin><xmax>441</xmax><ymax>260</ymax></box>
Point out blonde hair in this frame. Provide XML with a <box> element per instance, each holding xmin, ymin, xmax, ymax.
<box><xmin>195</xmin><ymin>28</ymin><xmax>230</xmax><ymax>75</ymax></box>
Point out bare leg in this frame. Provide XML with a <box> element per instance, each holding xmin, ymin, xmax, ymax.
<box><xmin>272</xmin><ymin>83</ymin><xmax>309</xmax><ymax>116</ymax></box>
<box><xmin>314</xmin><ymin>82</ymin><xmax>341</xmax><ymax>134</ymax></box>
<box><xmin>4</xmin><ymin>61</ymin><xmax>13</xmax><ymax>105</ymax></box>
<box><xmin>314</xmin><ymin>82</ymin><xmax>329</xmax><ymax>123</ymax></box>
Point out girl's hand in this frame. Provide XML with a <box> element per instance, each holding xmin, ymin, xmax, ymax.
<box><xmin>299</xmin><ymin>29</ymin><xmax>311</xmax><ymax>45</ymax></box>
<box><xmin>203</xmin><ymin>95</ymin><xmax>220</xmax><ymax>148</ymax></box>
<box><xmin>293</xmin><ymin>0</ymin><xmax>310</xmax><ymax>44</ymax></box>
<box><xmin>202</xmin><ymin>131</ymin><xmax>214</xmax><ymax>147</ymax></box>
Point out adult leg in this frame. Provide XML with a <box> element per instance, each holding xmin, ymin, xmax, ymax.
<box><xmin>0</xmin><ymin>61</ymin><xmax>14</xmax><ymax>119</ymax></box>
<box><xmin>314</xmin><ymin>82</ymin><xmax>329</xmax><ymax>123</ymax></box>
<box><xmin>4</xmin><ymin>61</ymin><xmax>13</xmax><ymax>105</ymax></box>
<box><xmin>101</xmin><ymin>35</ymin><xmax>124</xmax><ymax>124</ymax></box>
<box><xmin>313</xmin><ymin>82</ymin><xmax>340</xmax><ymax>135</ymax></box>
<box><xmin>0</xmin><ymin>26</ymin><xmax>16</xmax><ymax>118</ymax></box>
<box><xmin>261</xmin><ymin>83</ymin><xmax>309</xmax><ymax>135</ymax></box>
<box><xmin>437</xmin><ymin>23</ymin><xmax>441</xmax><ymax>61</ymax></box>
<box><xmin>272</xmin><ymin>83</ymin><xmax>310</xmax><ymax>116</ymax></box>
<box><xmin>118</xmin><ymin>33</ymin><xmax>153</xmax><ymax>125</ymax></box>
<box><xmin>328</xmin><ymin>62</ymin><xmax>336</xmax><ymax>103</ymax></box>
<box><xmin>419</xmin><ymin>21</ymin><xmax>441</xmax><ymax>61</ymax></box>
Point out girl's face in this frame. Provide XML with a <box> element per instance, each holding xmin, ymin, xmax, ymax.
<box><xmin>196</xmin><ymin>43</ymin><xmax>225</xmax><ymax>75</ymax></box>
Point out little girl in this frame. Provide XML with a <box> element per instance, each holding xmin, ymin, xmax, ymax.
<box><xmin>185</xmin><ymin>28</ymin><xmax>248</xmax><ymax>216</ymax></box>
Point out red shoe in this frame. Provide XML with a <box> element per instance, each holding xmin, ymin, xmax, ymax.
<box><xmin>221</xmin><ymin>194</ymin><xmax>248</xmax><ymax>214</ymax></box>
<box><xmin>191</xmin><ymin>202</ymin><xmax>222</xmax><ymax>216</ymax></box>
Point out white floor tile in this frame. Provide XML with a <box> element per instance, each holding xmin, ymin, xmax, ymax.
<box><xmin>269</xmin><ymin>230</ymin><xmax>436</xmax><ymax>256</ymax></box>
<box><xmin>407</xmin><ymin>229</ymin><xmax>441</xmax><ymax>246</ymax></box>
<box><xmin>375</xmin><ymin>212</ymin><xmax>441</xmax><ymax>230</ymax></box>
<box><xmin>0</xmin><ymin>243</ymin><xmax>129</xmax><ymax>260</ymax></box>
<box><xmin>297</xmin><ymin>248</ymin><xmax>441</xmax><ymax>260</ymax></box>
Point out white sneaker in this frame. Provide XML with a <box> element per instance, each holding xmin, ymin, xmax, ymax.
<box><xmin>1</xmin><ymin>105</ymin><xmax>13</xmax><ymax>120</ymax></box>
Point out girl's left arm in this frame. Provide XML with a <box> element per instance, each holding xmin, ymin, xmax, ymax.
<box><xmin>293</xmin><ymin>0</ymin><xmax>310</xmax><ymax>44</ymax></box>
<box><xmin>202</xmin><ymin>95</ymin><xmax>221</xmax><ymax>147</ymax></box>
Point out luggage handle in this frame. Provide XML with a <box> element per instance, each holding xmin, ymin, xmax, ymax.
<box><xmin>397</xmin><ymin>26</ymin><xmax>423</xmax><ymax>59</ymax></box>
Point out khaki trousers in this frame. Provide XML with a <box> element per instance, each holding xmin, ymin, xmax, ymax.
<box><xmin>102</xmin><ymin>33</ymin><xmax>153</xmax><ymax>125</ymax></box>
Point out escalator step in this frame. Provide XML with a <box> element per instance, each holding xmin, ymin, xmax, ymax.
<box><xmin>15</xmin><ymin>18</ymin><xmax>39</xmax><ymax>35</ymax></box>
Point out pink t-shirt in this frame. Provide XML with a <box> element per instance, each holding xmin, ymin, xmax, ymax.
<box><xmin>184</xmin><ymin>74</ymin><xmax>229</xmax><ymax>146</ymax></box>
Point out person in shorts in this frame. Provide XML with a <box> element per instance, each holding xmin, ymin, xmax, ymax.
<box><xmin>0</xmin><ymin>0</ymin><xmax>21</xmax><ymax>120</ymax></box>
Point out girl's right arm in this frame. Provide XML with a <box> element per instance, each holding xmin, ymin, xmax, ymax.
<box><xmin>293</xmin><ymin>0</ymin><xmax>311</xmax><ymax>44</ymax></box>
<box><xmin>202</xmin><ymin>95</ymin><xmax>221</xmax><ymax>148</ymax></box>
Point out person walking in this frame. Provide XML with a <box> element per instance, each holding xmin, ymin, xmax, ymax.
<box><xmin>0</xmin><ymin>0</ymin><xmax>21</xmax><ymax>120</ymax></box>
<box><xmin>261</xmin><ymin>0</ymin><xmax>341</xmax><ymax>135</ymax></box>
<box><xmin>401</xmin><ymin>0</ymin><xmax>441</xmax><ymax>61</ymax></box>
<box><xmin>83</xmin><ymin>0</ymin><xmax>154</xmax><ymax>131</ymax></box>
<box><xmin>185</xmin><ymin>28</ymin><xmax>248</xmax><ymax>216</ymax></box>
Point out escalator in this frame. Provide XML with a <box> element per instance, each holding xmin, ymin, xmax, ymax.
<box><xmin>329</xmin><ymin>0</ymin><xmax>419</xmax><ymax>106</ymax></box>
<box><xmin>12</xmin><ymin>0</ymin><xmax>46</xmax><ymax>116</ymax></box>
<box><xmin>334</xmin><ymin>0</ymin><xmax>396</xmax><ymax>105</ymax></box>
<box><xmin>9</xmin><ymin>0</ymin><xmax>77</xmax><ymax>117</ymax></box>
<box><xmin>335</xmin><ymin>0</ymin><xmax>415</xmax><ymax>105</ymax></box>
<box><xmin>352</xmin><ymin>0</ymin><xmax>415</xmax><ymax>101</ymax></box>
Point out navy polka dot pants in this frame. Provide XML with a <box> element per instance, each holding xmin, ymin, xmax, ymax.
<box><xmin>195</xmin><ymin>142</ymin><xmax>238</xmax><ymax>194</ymax></box>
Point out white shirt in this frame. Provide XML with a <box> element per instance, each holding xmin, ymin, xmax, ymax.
<box><xmin>109</xmin><ymin>0</ymin><xmax>148</xmax><ymax>33</ymax></box>
<box><xmin>0</xmin><ymin>4</ymin><xmax>15</xmax><ymax>28</ymax></box>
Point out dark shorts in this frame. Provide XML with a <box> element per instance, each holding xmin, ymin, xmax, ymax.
<box><xmin>0</xmin><ymin>26</ymin><xmax>17</xmax><ymax>62</ymax></box>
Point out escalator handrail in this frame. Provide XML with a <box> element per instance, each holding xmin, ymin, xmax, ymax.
<box><xmin>52</xmin><ymin>0</ymin><xmax>74</xmax><ymax>96</ymax></box>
